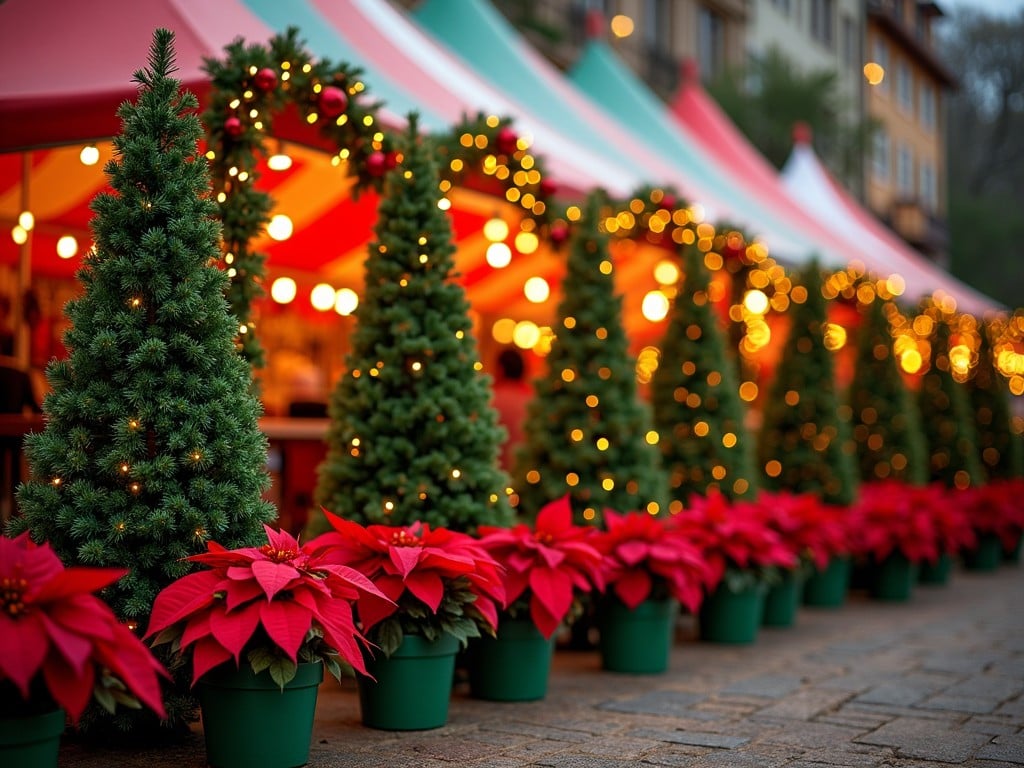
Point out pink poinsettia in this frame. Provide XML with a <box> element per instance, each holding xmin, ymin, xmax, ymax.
<box><xmin>851</xmin><ymin>481</ymin><xmax>939</xmax><ymax>563</ymax></box>
<box><xmin>673</xmin><ymin>491</ymin><xmax>798</xmax><ymax>591</ymax></box>
<box><xmin>0</xmin><ymin>532</ymin><xmax>167</xmax><ymax>723</ymax></box>
<box><xmin>591</xmin><ymin>509</ymin><xmax>710</xmax><ymax>613</ymax></box>
<box><xmin>750</xmin><ymin>490</ymin><xmax>850</xmax><ymax>570</ymax></box>
<box><xmin>311</xmin><ymin>512</ymin><xmax>506</xmax><ymax>657</ymax></box>
<box><xmin>478</xmin><ymin>495</ymin><xmax>605</xmax><ymax>639</ymax></box>
<box><xmin>146</xmin><ymin>525</ymin><xmax>387</xmax><ymax>687</ymax></box>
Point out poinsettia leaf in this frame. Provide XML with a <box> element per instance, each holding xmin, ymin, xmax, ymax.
<box><xmin>613</xmin><ymin>569</ymin><xmax>652</xmax><ymax>610</ymax></box>
<box><xmin>249</xmin><ymin>560</ymin><xmax>300</xmax><ymax>601</ymax></box>
<box><xmin>145</xmin><ymin>570</ymin><xmax>222</xmax><ymax>637</ymax></box>
<box><xmin>405</xmin><ymin>570</ymin><xmax>445</xmax><ymax>612</ymax></box>
<box><xmin>388</xmin><ymin>546</ymin><xmax>423</xmax><ymax>578</ymax></box>
<box><xmin>36</xmin><ymin>612</ymin><xmax>92</xmax><ymax>675</ymax></box>
<box><xmin>375</xmin><ymin>619</ymin><xmax>404</xmax><ymax>659</ymax></box>
<box><xmin>41</xmin><ymin>650</ymin><xmax>93</xmax><ymax>723</ymax></box>
<box><xmin>209</xmin><ymin>599</ymin><xmax>262</xmax><ymax>661</ymax></box>
<box><xmin>528</xmin><ymin>567</ymin><xmax>573</xmax><ymax>626</ymax></box>
<box><xmin>260</xmin><ymin>600</ymin><xmax>312</xmax><ymax>661</ymax></box>
<box><xmin>536</xmin><ymin>495</ymin><xmax>573</xmax><ymax>532</ymax></box>
<box><xmin>615</xmin><ymin>540</ymin><xmax>650</xmax><ymax>567</ymax></box>
<box><xmin>191</xmin><ymin>636</ymin><xmax>234</xmax><ymax>686</ymax></box>
<box><xmin>93</xmin><ymin>683</ymin><xmax>117</xmax><ymax>714</ymax></box>
<box><xmin>247</xmin><ymin>646</ymin><xmax>275</xmax><ymax>674</ymax></box>
<box><xmin>33</xmin><ymin>567</ymin><xmax>127</xmax><ymax>603</ymax></box>
<box><xmin>0</xmin><ymin>613</ymin><xmax>48</xmax><ymax>694</ymax></box>
<box><xmin>268</xmin><ymin>656</ymin><xmax>298</xmax><ymax>690</ymax></box>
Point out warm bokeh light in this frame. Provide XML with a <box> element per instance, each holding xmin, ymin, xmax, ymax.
<box><xmin>267</xmin><ymin>151</ymin><xmax>293</xmax><ymax>171</ymax></box>
<box><xmin>483</xmin><ymin>216</ymin><xmax>509</xmax><ymax>243</ymax></box>
<box><xmin>486</xmin><ymin>242</ymin><xmax>512</xmax><ymax>268</ymax></box>
<box><xmin>949</xmin><ymin>343</ymin><xmax>972</xmax><ymax>377</ymax></box>
<box><xmin>653</xmin><ymin>259</ymin><xmax>679</xmax><ymax>286</ymax></box>
<box><xmin>10</xmin><ymin>225</ymin><xmax>28</xmax><ymax>245</ymax></box>
<box><xmin>863</xmin><ymin>62</ymin><xmax>885</xmax><ymax>85</ymax></box>
<box><xmin>743</xmin><ymin>289</ymin><xmax>769</xmax><ymax>315</ymax></box>
<box><xmin>492</xmin><ymin>317</ymin><xmax>516</xmax><ymax>344</ymax></box>
<box><xmin>270</xmin><ymin>276</ymin><xmax>297</xmax><ymax>304</ymax></box>
<box><xmin>900</xmin><ymin>348</ymin><xmax>923</xmax><ymax>374</ymax></box>
<box><xmin>513</xmin><ymin>320</ymin><xmax>540</xmax><ymax>349</ymax></box>
<box><xmin>335</xmin><ymin>288</ymin><xmax>359</xmax><ymax>316</ymax></box>
<box><xmin>610</xmin><ymin>14</ymin><xmax>634</xmax><ymax>38</ymax></box>
<box><xmin>824</xmin><ymin>322</ymin><xmax>847</xmax><ymax>351</ymax></box>
<box><xmin>79</xmin><ymin>145</ymin><xmax>100</xmax><ymax>166</ymax></box>
<box><xmin>641</xmin><ymin>290</ymin><xmax>670</xmax><ymax>322</ymax></box>
<box><xmin>514</xmin><ymin>230</ymin><xmax>539</xmax><ymax>254</ymax></box>
<box><xmin>310</xmin><ymin>283</ymin><xmax>336</xmax><ymax>311</ymax></box>
<box><xmin>267</xmin><ymin>214</ymin><xmax>294</xmax><ymax>241</ymax></box>
<box><xmin>18</xmin><ymin>211</ymin><xmax>34</xmax><ymax>231</ymax></box>
<box><xmin>523</xmin><ymin>276</ymin><xmax>550</xmax><ymax>303</ymax></box>
<box><xmin>56</xmin><ymin>235</ymin><xmax>78</xmax><ymax>259</ymax></box>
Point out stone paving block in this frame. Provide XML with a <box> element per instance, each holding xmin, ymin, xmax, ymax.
<box><xmin>816</xmin><ymin>707</ymin><xmax>894</xmax><ymax>731</ymax></box>
<box><xmin>751</xmin><ymin>719</ymin><xmax>867</xmax><ymax>750</ymax></box>
<box><xmin>977</xmin><ymin>734</ymin><xmax>1024</xmax><ymax>764</ymax></box>
<box><xmin>963</xmin><ymin>716</ymin><xmax>1021</xmax><ymax>736</ymax></box>
<box><xmin>662</xmin><ymin>745</ymin><xmax>797</xmax><ymax>767</ymax></box>
<box><xmin>627</xmin><ymin>727</ymin><xmax>748</xmax><ymax>748</ymax></box>
<box><xmin>576</xmin><ymin>736</ymin><xmax>660</xmax><ymax>759</ymax></box>
<box><xmin>943</xmin><ymin>675</ymin><xmax>1024</xmax><ymax>702</ymax></box>
<box><xmin>721</xmin><ymin>674</ymin><xmax>804</xmax><ymax>699</ymax></box>
<box><xmin>919</xmin><ymin>650</ymin><xmax>1003</xmax><ymax>675</ymax></box>
<box><xmin>752</xmin><ymin>688</ymin><xmax>852</xmax><ymax>720</ymax></box>
<box><xmin>598</xmin><ymin>690</ymin><xmax>707</xmax><ymax>716</ymax></box>
<box><xmin>853</xmin><ymin>671</ymin><xmax>958</xmax><ymax>708</ymax></box>
<box><xmin>398</xmin><ymin>734</ymin><xmax>503</xmax><ymax>762</ymax></box>
<box><xmin>845</xmin><ymin>700</ymin><xmax>975</xmax><ymax>721</ymax></box>
<box><xmin>534</xmin><ymin>756</ymin><xmax>637</xmax><ymax>768</ymax></box>
<box><xmin>855</xmin><ymin>716</ymin><xmax>993</xmax><ymax>762</ymax></box>
<box><xmin>640</xmin><ymin>749</ymin><xmax>706</xmax><ymax>767</ymax></box>
<box><xmin>995</xmin><ymin>697</ymin><xmax>1024</xmax><ymax>717</ymax></box>
<box><xmin>477</xmin><ymin>721</ymin><xmax>591</xmax><ymax>743</ymax></box>
<box><xmin>794</xmin><ymin>743</ymin><xmax>895</xmax><ymax>766</ymax></box>
<box><xmin>916</xmin><ymin>694</ymin><xmax>1002</xmax><ymax>714</ymax></box>
<box><xmin>815</xmin><ymin>672</ymin><xmax>893</xmax><ymax>693</ymax></box>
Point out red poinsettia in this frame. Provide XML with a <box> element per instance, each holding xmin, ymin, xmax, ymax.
<box><xmin>673</xmin><ymin>491</ymin><xmax>798</xmax><ymax>592</ymax></box>
<box><xmin>311</xmin><ymin>512</ymin><xmax>506</xmax><ymax>657</ymax></box>
<box><xmin>145</xmin><ymin>525</ymin><xmax>386</xmax><ymax>688</ymax></box>
<box><xmin>913</xmin><ymin>483</ymin><xmax>976</xmax><ymax>559</ymax></box>
<box><xmin>477</xmin><ymin>495</ymin><xmax>605</xmax><ymax>639</ymax></box>
<box><xmin>750</xmin><ymin>490</ymin><xmax>850</xmax><ymax>570</ymax></box>
<box><xmin>961</xmin><ymin>479</ymin><xmax>1024</xmax><ymax>550</ymax></box>
<box><xmin>851</xmin><ymin>481</ymin><xmax>939</xmax><ymax>563</ymax></box>
<box><xmin>0</xmin><ymin>532</ymin><xmax>167</xmax><ymax>723</ymax></box>
<box><xmin>591</xmin><ymin>509</ymin><xmax>710</xmax><ymax>613</ymax></box>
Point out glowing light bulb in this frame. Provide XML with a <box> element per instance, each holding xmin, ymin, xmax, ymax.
<box><xmin>483</xmin><ymin>217</ymin><xmax>510</xmax><ymax>242</ymax></box>
<box><xmin>18</xmin><ymin>211</ymin><xmax>34</xmax><ymax>231</ymax></box>
<box><xmin>653</xmin><ymin>259</ymin><xmax>679</xmax><ymax>285</ymax></box>
<box><xmin>267</xmin><ymin>150</ymin><xmax>292</xmax><ymax>171</ymax></box>
<box><xmin>335</xmin><ymin>288</ymin><xmax>359</xmax><ymax>316</ymax></box>
<box><xmin>270</xmin><ymin>277</ymin><xmax>297</xmax><ymax>304</ymax></box>
<box><xmin>514</xmin><ymin>230</ymin><xmax>539</xmax><ymax>254</ymax></box>
<box><xmin>310</xmin><ymin>283</ymin><xmax>336</xmax><ymax>311</ymax></box>
<box><xmin>486</xmin><ymin>242</ymin><xmax>512</xmax><ymax>268</ymax></box>
<box><xmin>56</xmin><ymin>235</ymin><xmax>78</xmax><ymax>259</ymax></box>
<box><xmin>523</xmin><ymin>276</ymin><xmax>550</xmax><ymax>303</ymax></box>
<box><xmin>743</xmin><ymin>289</ymin><xmax>769</xmax><ymax>315</ymax></box>
<box><xmin>79</xmin><ymin>145</ymin><xmax>100</xmax><ymax>166</ymax></box>
<box><xmin>11</xmin><ymin>225</ymin><xmax>28</xmax><ymax>245</ymax></box>
<box><xmin>863</xmin><ymin>62</ymin><xmax>885</xmax><ymax>85</ymax></box>
<box><xmin>641</xmin><ymin>290</ymin><xmax>670</xmax><ymax>322</ymax></box>
<box><xmin>513</xmin><ymin>320</ymin><xmax>540</xmax><ymax>349</ymax></box>
<box><xmin>267</xmin><ymin>214</ymin><xmax>293</xmax><ymax>241</ymax></box>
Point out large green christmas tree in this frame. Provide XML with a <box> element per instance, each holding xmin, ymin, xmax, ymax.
<box><xmin>966</xmin><ymin>319</ymin><xmax>1023</xmax><ymax>480</ymax></box>
<box><xmin>757</xmin><ymin>261</ymin><xmax>858</xmax><ymax>505</ymax></box>
<box><xmin>310</xmin><ymin>116</ymin><xmax>512</xmax><ymax>534</ymax></box>
<box><xmin>916</xmin><ymin>308</ymin><xmax>984</xmax><ymax>488</ymax></box>
<box><xmin>650</xmin><ymin>244</ymin><xmax>758</xmax><ymax>508</ymax></box>
<box><xmin>10</xmin><ymin>29</ymin><xmax>275</xmax><ymax>729</ymax></box>
<box><xmin>847</xmin><ymin>292</ymin><xmax>927</xmax><ymax>484</ymax></box>
<box><xmin>513</xmin><ymin>195</ymin><xmax>668</xmax><ymax>524</ymax></box>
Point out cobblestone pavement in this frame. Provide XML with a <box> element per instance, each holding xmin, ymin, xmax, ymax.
<box><xmin>61</xmin><ymin>563</ymin><xmax>1023</xmax><ymax>767</ymax></box>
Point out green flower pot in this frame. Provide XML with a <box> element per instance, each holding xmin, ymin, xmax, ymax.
<box><xmin>359</xmin><ymin>633</ymin><xmax>458</xmax><ymax>730</ymax></box>
<box><xmin>802</xmin><ymin>556</ymin><xmax>851</xmax><ymax>608</ymax></box>
<box><xmin>198</xmin><ymin>661</ymin><xmax>323</xmax><ymax>768</ymax></box>
<box><xmin>869</xmin><ymin>552</ymin><xmax>918</xmax><ymax>601</ymax></box>
<box><xmin>762</xmin><ymin>569</ymin><xmax>801</xmax><ymax>627</ymax></box>
<box><xmin>1003</xmin><ymin>532</ymin><xmax>1022</xmax><ymax>563</ymax></box>
<box><xmin>597</xmin><ymin>596</ymin><xmax>674</xmax><ymax>674</ymax></box>
<box><xmin>699</xmin><ymin>581</ymin><xmax>765</xmax><ymax>644</ymax></box>
<box><xmin>918</xmin><ymin>553</ymin><xmax>953</xmax><ymax>585</ymax></box>
<box><xmin>469</xmin><ymin>617</ymin><xmax>556</xmax><ymax>701</ymax></box>
<box><xmin>963</xmin><ymin>532</ymin><xmax>1003</xmax><ymax>572</ymax></box>
<box><xmin>0</xmin><ymin>708</ymin><xmax>64</xmax><ymax>768</ymax></box>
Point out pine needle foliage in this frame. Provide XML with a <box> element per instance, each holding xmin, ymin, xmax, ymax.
<box><xmin>650</xmin><ymin>244</ymin><xmax>758</xmax><ymax>506</ymax></box>
<box><xmin>513</xmin><ymin>194</ymin><xmax>668</xmax><ymax>524</ymax></box>
<box><xmin>310</xmin><ymin>115</ymin><xmax>513</xmax><ymax>533</ymax></box>
<box><xmin>966</xmin><ymin>321</ymin><xmax>1024</xmax><ymax>480</ymax></box>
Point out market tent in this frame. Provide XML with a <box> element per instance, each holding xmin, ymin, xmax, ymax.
<box><xmin>668</xmin><ymin>62</ymin><xmax>999</xmax><ymax>315</ymax></box>
<box><xmin>779</xmin><ymin>127</ymin><xmax>998</xmax><ymax>316</ymax></box>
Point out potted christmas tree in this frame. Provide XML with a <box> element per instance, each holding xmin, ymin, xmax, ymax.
<box><xmin>9</xmin><ymin>28</ymin><xmax>275</xmax><ymax>735</ymax></box>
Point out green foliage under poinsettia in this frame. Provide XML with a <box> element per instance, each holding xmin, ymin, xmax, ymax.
<box><xmin>651</xmin><ymin>243</ymin><xmax>758</xmax><ymax>506</ymax></box>
<box><xmin>916</xmin><ymin>304</ymin><xmax>984</xmax><ymax>489</ymax></box>
<box><xmin>8</xmin><ymin>28</ymin><xmax>276</xmax><ymax>735</ymax></box>
<box><xmin>965</xmin><ymin>320</ymin><xmax>1023</xmax><ymax>481</ymax></box>
<box><xmin>310</xmin><ymin>115</ymin><xmax>512</xmax><ymax>534</ymax></box>
<box><xmin>513</xmin><ymin>193</ymin><xmax>669</xmax><ymax>523</ymax></box>
<box><xmin>847</xmin><ymin>291</ymin><xmax>928</xmax><ymax>485</ymax></box>
<box><xmin>757</xmin><ymin>260</ymin><xmax>858</xmax><ymax>505</ymax></box>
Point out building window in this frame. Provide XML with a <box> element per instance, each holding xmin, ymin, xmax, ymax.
<box><xmin>920</xmin><ymin>161</ymin><xmax>937</xmax><ymax>211</ymax></box>
<box><xmin>897</xmin><ymin>62</ymin><xmax>913</xmax><ymax>114</ymax></box>
<box><xmin>872</xmin><ymin>38</ymin><xmax>889</xmax><ymax>93</ymax></box>
<box><xmin>873</xmin><ymin>130</ymin><xmax>890</xmax><ymax>181</ymax></box>
<box><xmin>897</xmin><ymin>143</ymin><xmax>914</xmax><ymax>197</ymax></box>
<box><xmin>698</xmin><ymin>6</ymin><xmax>725</xmax><ymax>81</ymax></box>
<box><xmin>919</xmin><ymin>83</ymin><xmax>936</xmax><ymax>131</ymax></box>
<box><xmin>643</xmin><ymin>0</ymin><xmax>672</xmax><ymax>54</ymax></box>
<box><xmin>841</xmin><ymin>15</ymin><xmax>858</xmax><ymax>68</ymax></box>
<box><xmin>810</xmin><ymin>0</ymin><xmax>835</xmax><ymax>48</ymax></box>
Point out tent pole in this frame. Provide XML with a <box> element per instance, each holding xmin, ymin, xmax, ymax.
<box><xmin>15</xmin><ymin>151</ymin><xmax>32</xmax><ymax>368</ymax></box>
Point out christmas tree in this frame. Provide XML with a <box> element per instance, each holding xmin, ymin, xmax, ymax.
<box><xmin>916</xmin><ymin>307</ymin><xmax>984</xmax><ymax>488</ymax></box>
<box><xmin>10</xmin><ymin>29</ymin><xmax>275</xmax><ymax>730</ymax></box>
<box><xmin>310</xmin><ymin>115</ymin><xmax>512</xmax><ymax>534</ymax></box>
<box><xmin>847</xmin><ymin>291</ymin><xmax>927</xmax><ymax>484</ymax></box>
<box><xmin>757</xmin><ymin>261</ymin><xmax>858</xmax><ymax>505</ymax></box>
<box><xmin>650</xmin><ymin>244</ymin><xmax>758</xmax><ymax>508</ymax></box>
<box><xmin>966</xmin><ymin>319</ymin><xmax>1023</xmax><ymax>480</ymax></box>
<box><xmin>513</xmin><ymin>194</ymin><xmax>668</xmax><ymax>524</ymax></box>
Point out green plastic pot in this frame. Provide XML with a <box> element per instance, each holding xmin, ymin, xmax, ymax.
<box><xmin>0</xmin><ymin>708</ymin><xmax>64</xmax><ymax>768</ymax></box>
<box><xmin>197</xmin><ymin>661</ymin><xmax>323</xmax><ymax>768</ymax></box>
<box><xmin>597</xmin><ymin>596</ymin><xmax>674</xmax><ymax>674</ymax></box>
<box><xmin>469</xmin><ymin>617</ymin><xmax>555</xmax><ymax>701</ymax></box>
<box><xmin>359</xmin><ymin>633</ymin><xmax>458</xmax><ymax>730</ymax></box>
<box><xmin>762</xmin><ymin>569</ymin><xmax>801</xmax><ymax>627</ymax></box>
<box><xmin>699</xmin><ymin>581</ymin><xmax>765</xmax><ymax>644</ymax></box>
<box><xmin>918</xmin><ymin>553</ymin><xmax>953</xmax><ymax>585</ymax></box>
<box><xmin>963</xmin><ymin>533</ymin><xmax>1003</xmax><ymax>572</ymax></box>
<box><xmin>869</xmin><ymin>552</ymin><xmax>918</xmax><ymax>601</ymax></box>
<box><xmin>803</xmin><ymin>556</ymin><xmax>851</xmax><ymax>608</ymax></box>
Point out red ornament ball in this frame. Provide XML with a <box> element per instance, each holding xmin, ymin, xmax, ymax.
<box><xmin>224</xmin><ymin>116</ymin><xmax>244</xmax><ymax>138</ymax></box>
<box><xmin>549</xmin><ymin>222</ymin><xmax>570</xmax><ymax>245</ymax></box>
<box><xmin>383</xmin><ymin>151</ymin><xmax>399</xmax><ymax>171</ymax></box>
<box><xmin>538</xmin><ymin>177</ymin><xmax>557</xmax><ymax>198</ymax></box>
<box><xmin>318</xmin><ymin>86</ymin><xmax>349</xmax><ymax>118</ymax></box>
<box><xmin>253</xmin><ymin>67</ymin><xmax>277</xmax><ymax>93</ymax></box>
<box><xmin>495</xmin><ymin>126</ymin><xmax>518</xmax><ymax>155</ymax></box>
<box><xmin>661</xmin><ymin>194</ymin><xmax>677</xmax><ymax>211</ymax></box>
<box><xmin>366</xmin><ymin>151</ymin><xmax>387</xmax><ymax>177</ymax></box>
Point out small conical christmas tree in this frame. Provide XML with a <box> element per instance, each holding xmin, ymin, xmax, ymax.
<box><xmin>310</xmin><ymin>115</ymin><xmax>512</xmax><ymax>534</ymax></box>
<box><xmin>650</xmin><ymin>244</ymin><xmax>758</xmax><ymax>508</ymax></box>
<box><xmin>966</xmin><ymin>318</ymin><xmax>1023</xmax><ymax>480</ymax></box>
<box><xmin>757</xmin><ymin>261</ymin><xmax>858</xmax><ymax>505</ymax></box>
<box><xmin>916</xmin><ymin>307</ymin><xmax>984</xmax><ymax>488</ymax></box>
<box><xmin>847</xmin><ymin>291</ymin><xmax>927</xmax><ymax>484</ymax></box>
<box><xmin>10</xmin><ymin>29</ymin><xmax>275</xmax><ymax>730</ymax></box>
<box><xmin>513</xmin><ymin>195</ymin><xmax>668</xmax><ymax>524</ymax></box>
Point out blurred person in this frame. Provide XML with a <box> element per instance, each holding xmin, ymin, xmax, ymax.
<box><xmin>492</xmin><ymin>347</ymin><xmax>532</xmax><ymax>472</ymax></box>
